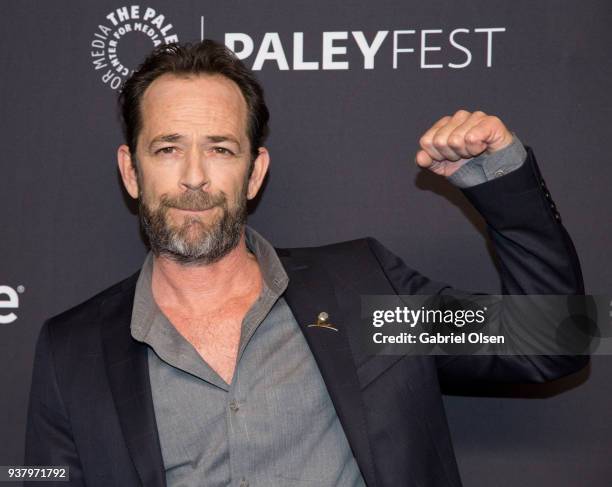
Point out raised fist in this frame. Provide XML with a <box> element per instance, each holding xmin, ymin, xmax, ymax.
<box><xmin>416</xmin><ymin>110</ymin><xmax>513</xmax><ymax>177</ymax></box>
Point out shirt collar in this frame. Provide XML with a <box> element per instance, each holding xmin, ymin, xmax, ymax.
<box><xmin>130</xmin><ymin>225</ymin><xmax>289</xmax><ymax>342</ymax></box>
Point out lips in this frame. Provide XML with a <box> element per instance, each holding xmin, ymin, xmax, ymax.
<box><xmin>168</xmin><ymin>204</ymin><xmax>218</xmax><ymax>212</ymax></box>
<box><xmin>162</xmin><ymin>191</ymin><xmax>226</xmax><ymax>212</ymax></box>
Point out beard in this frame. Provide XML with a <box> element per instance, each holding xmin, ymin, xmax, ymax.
<box><xmin>138</xmin><ymin>181</ymin><xmax>247</xmax><ymax>266</ymax></box>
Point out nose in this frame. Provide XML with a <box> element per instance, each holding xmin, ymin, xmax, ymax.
<box><xmin>179</xmin><ymin>150</ymin><xmax>209</xmax><ymax>191</ymax></box>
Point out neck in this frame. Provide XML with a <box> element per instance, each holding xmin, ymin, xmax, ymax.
<box><xmin>151</xmin><ymin>231</ymin><xmax>261</xmax><ymax>310</ymax></box>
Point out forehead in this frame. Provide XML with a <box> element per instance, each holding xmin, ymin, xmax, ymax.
<box><xmin>139</xmin><ymin>73</ymin><xmax>249</xmax><ymax>141</ymax></box>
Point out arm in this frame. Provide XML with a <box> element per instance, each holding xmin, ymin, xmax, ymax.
<box><xmin>369</xmin><ymin>111</ymin><xmax>587</xmax><ymax>383</ymax></box>
<box><xmin>24</xmin><ymin>321</ymin><xmax>86</xmax><ymax>486</ymax></box>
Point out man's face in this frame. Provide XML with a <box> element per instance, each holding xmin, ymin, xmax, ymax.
<box><xmin>118</xmin><ymin>73</ymin><xmax>269</xmax><ymax>265</ymax></box>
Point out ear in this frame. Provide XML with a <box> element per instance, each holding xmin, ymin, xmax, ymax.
<box><xmin>117</xmin><ymin>144</ymin><xmax>140</xmax><ymax>199</ymax></box>
<box><xmin>246</xmin><ymin>147</ymin><xmax>270</xmax><ymax>200</ymax></box>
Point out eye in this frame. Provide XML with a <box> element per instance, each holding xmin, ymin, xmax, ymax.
<box><xmin>155</xmin><ymin>146</ymin><xmax>177</xmax><ymax>155</ymax></box>
<box><xmin>212</xmin><ymin>146</ymin><xmax>235</xmax><ymax>156</ymax></box>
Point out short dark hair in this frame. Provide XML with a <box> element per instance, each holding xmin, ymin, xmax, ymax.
<box><xmin>118</xmin><ymin>39</ymin><xmax>269</xmax><ymax>162</ymax></box>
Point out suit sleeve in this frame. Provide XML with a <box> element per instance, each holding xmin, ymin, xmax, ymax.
<box><xmin>367</xmin><ymin>147</ymin><xmax>589</xmax><ymax>383</ymax></box>
<box><xmin>24</xmin><ymin>321</ymin><xmax>86</xmax><ymax>486</ymax></box>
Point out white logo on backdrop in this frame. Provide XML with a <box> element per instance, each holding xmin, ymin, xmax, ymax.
<box><xmin>0</xmin><ymin>285</ymin><xmax>24</xmax><ymax>325</ymax></box>
<box><xmin>90</xmin><ymin>12</ymin><xmax>507</xmax><ymax>89</ymax></box>
<box><xmin>200</xmin><ymin>17</ymin><xmax>507</xmax><ymax>72</ymax></box>
<box><xmin>90</xmin><ymin>6</ymin><xmax>179</xmax><ymax>90</ymax></box>
<box><xmin>222</xmin><ymin>26</ymin><xmax>507</xmax><ymax>71</ymax></box>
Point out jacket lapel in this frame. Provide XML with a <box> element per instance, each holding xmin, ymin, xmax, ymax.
<box><xmin>98</xmin><ymin>256</ymin><xmax>378</xmax><ymax>487</ymax></box>
<box><xmin>100</xmin><ymin>274</ymin><xmax>166</xmax><ymax>487</ymax></box>
<box><xmin>280</xmin><ymin>254</ymin><xmax>378</xmax><ymax>487</ymax></box>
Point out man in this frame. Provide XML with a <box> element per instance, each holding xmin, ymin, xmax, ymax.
<box><xmin>25</xmin><ymin>40</ymin><xmax>586</xmax><ymax>487</ymax></box>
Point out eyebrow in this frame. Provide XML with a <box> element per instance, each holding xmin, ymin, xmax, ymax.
<box><xmin>148</xmin><ymin>134</ymin><xmax>242</xmax><ymax>151</ymax></box>
<box><xmin>148</xmin><ymin>133</ymin><xmax>183</xmax><ymax>151</ymax></box>
<box><xmin>206</xmin><ymin>135</ymin><xmax>242</xmax><ymax>151</ymax></box>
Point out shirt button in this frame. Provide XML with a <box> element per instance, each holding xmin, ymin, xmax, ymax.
<box><xmin>494</xmin><ymin>169</ymin><xmax>505</xmax><ymax>178</ymax></box>
<box><xmin>239</xmin><ymin>478</ymin><xmax>249</xmax><ymax>487</ymax></box>
<box><xmin>229</xmin><ymin>400</ymin><xmax>239</xmax><ymax>412</ymax></box>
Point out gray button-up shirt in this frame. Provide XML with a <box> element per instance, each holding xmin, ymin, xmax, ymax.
<box><xmin>130</xmin><ymin>227</ymin><xmax>367</xmax><ymax>487</ymax></box>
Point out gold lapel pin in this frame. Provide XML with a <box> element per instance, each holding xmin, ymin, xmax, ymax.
<box><xmin>307</xmin><ymin>311</ymin><xmax>338</xmax><ymax>332</ymax></box>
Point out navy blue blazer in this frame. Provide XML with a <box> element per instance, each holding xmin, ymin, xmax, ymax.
<box><xmin>25</xmin><ymin>149</ymin><xmax>587</xmax><ymax>487</ymax></box>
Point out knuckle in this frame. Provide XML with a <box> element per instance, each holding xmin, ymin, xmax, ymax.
<box><xmin>448</xmin><ymin>134</ymin><xmax>464</xmax><ymax>149</ymax></box>
<box><xmin>473</xmin><ymin>110</ymin><xmax>487</xmax><ymax>118</ymax></box>
<box><xmin>454</xmin><ymin>109</ymin><xmax>470</xmax><ymax>118</ymax></box>
<box><xmin>488</xmin><ymin>115</ymin><xmax>502</xmax><ymax>125</ymax></box>
<box><xmin>465</xmin><ymin>132</ymin><xmax>480</xmax><ymax>144</ymax></box>
<box><xmin>419</xmin><ymin>135</ymin><xmax>432</xmax><ymax>149</ymax></box>
<box><xmin>432</xmin><ymin>135</ymin><xmax>446</xmax><ymax>149</ymax></box>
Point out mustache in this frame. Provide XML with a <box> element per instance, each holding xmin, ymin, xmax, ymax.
<box><xmin>160</xmin><ymin>190</ymin><xmax>227</xmax><ymax>211</ymax></box>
